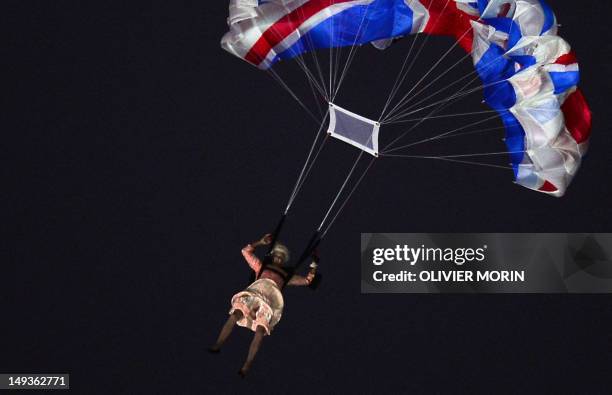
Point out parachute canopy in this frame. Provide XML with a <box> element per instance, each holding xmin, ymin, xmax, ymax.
<box><xmin>222</xmin><ymin>0</ymin><xmax>592</xmax><ymax>197</ymax></box>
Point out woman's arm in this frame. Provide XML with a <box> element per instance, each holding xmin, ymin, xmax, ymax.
<box><xmin>287</xmin><ymin>262</ymin><xmax>317</xmax><ymax>286</ymax></box>
<box><xmin>241</xmin><ymin>244</ymin><xmax>262</xmax><ymax>272</ymax></box>
<box><xmin>241</xmin><ymin>234</ymin><xmax>273</xmax><ymax>273</ymax></box>
<box><xmin>287</xmin><ymin>275</ymin><xmax>311</xmax><ymax>286</ymax></box>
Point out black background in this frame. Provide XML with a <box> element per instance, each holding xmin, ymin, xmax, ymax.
<box><xmin>3</xmin><ymin>1</ymin><xmax>612</xmax><ymax>393</ymax></box>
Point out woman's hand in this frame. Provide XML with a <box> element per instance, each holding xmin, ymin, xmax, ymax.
<box><xmin>260</xmin><ymin>233</ymin><xmax>273</xmax><ymax>245</ymax></box>
<box><xmin>306</xmin><ymin>261</ymin><xmax>318</xmax><ymax>284</ymax></box>
<box><xmin>252</xmin><ymin>233</ymin><xmax>272</xmax><ymax>247</ymax></box>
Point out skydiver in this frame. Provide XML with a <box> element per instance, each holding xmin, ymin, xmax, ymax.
<box><xmin>209</xmin><ymin>233</ymin><xmax>318</xmax><ymax>377</ymax></box>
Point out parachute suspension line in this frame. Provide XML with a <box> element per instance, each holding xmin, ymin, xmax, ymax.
<box><xmin>317</xmin><ymin>151</ymin><xmax>364</xmax><ymax>232</ymax></box>
<box><xmin>297</xmin><ymin>6</ymin><xmax>330</xmax><ymax>101</ymax></box>
<box><xmin>378</xmin><ymin>32</ymin><xmax>422</xmax><ymax>121</ymax></box>
<box><xmin>387</xmin><ymin>43</ymin><xmax>525</xmax><ymax>121</ymax></box>
<box><xmin>381</xmin><ymin>76</ymin><xmax>510</xmax><ymax>151</ymax></box>
<box><xmin>383</xmin><ymin>75</ymin><xmax>508</xmax><ymax>124</ymax></box>
<box><xmin>382</xmin><ymin>51</ymin><xmax>474</xmax><ymax>123</ymax></box>
<box><xmin>333</xmin><ymin>6</ymin><xmax>371</xmax><ymax>99</ymax></box>
<box><xmin>434</xmin><ymin>125</ymin><xmax>507</xmax><ymax>140</ymax></box>
<box><xmin>331</xmin><ymin>12</ymin><xmax>344</xmax><ymax>97</ymax></box>
<box><xmin>264</xmin><ymin>23</ymin><xmax>328</xmax><ymax>104</ymax></box>
<box><xmin>383</xmin><ymin>150</ymin><xmax>525</xmax><ymax>159</ymax></box>
<box><xmin>381</xmin><ymin>154</ymin><xmax>514</xmax><ymax>170</ymax></box>
<box><xmin>290</xmin><ymin>46</ymin><xmax>330</xmax><ymax>102</ymax></box>
<box><xmin>382</xmin><ymin>22</ymin><xmax>471</xmax><ymax>122</ymax></box>
<box><xmin>379</xmin><ymin>4</ymin><xmax>523</xmax><ymax>178</ymax></box>
<box><xmin>384</xmin><ymin>114</ymin><xmax>505</xmax><ymax>153</ymax></box>
<box><xmin>332</xmin><ymin>3</ymin><xmax>374</xmax><ymax>101</ymax></box>
<box><xmin>284</xmin><ymin>111</ymin><xmax>330</xmax><ymax>214</ymax></box>
<box><xmin>383</xmin><ymin>82</ymin><xmax>494</xmax><ymax>123</ymax></box>
<box><xmin>287</xmin><ymin>134</ymin><xmax>330</xmax><ymax>212</ymax></box>
<box><xmin>321</xmin><ymin>157</ymin><xmax>376</xmax><ymax>238</ymax></box>
<box><xmin>332</xmin><ymin>16</ymin><xmax>344</xmax><ymax>97</ymax></box>
<box><xmin>306</xmin><ymin>74</ymin><xmax>325</xmax><ymax>118</ymax></box>
<box><xmin>388</xmin><ymin>109</ymin><xmax>504</xmax><ymax>124</ymax></box>
<box><xmin>288</xmin><ymin>10</ymin><xmax>329</xmax><ymax>98</ymax></box>
<box><xmin>292</xmin><ymin>152</ymin><xmax>372</xmax><ymax>271</ymax></box>
<box><xmin>330</xmin><ymin>7</ymin><xmax>334</xmax><ymax>97</ymax></box>
<box><xmin>402</xmin><ymin>66</ymin><xmax>485</xmax><ymax>113</ymax></box>
<box><xmin>296</xmin><ymin>32</ymin><xmax>326</xmax><ymax>117</ymax></box>
<box><xmin>267</xmin><ymin>17</ymin><xmax>329</xmax><ymax>102</ymax></box>
<box><xmin>381</xmin><ymin>93</ymin><xmax>470</xmax><ymax>151</ymax></box>
<box><xmin>378</xmin><ymin>0</ymin><xmax>452</xmax><ymax>120</ymax></box>
<box><xmin>379</xmin><ymin>30</ymin><xmax>434</xmax><ymax>116</ymax></box>
<box><xmin>384</xmin><ymin>50</ymin><xmax>473</xmax><ymax>120</ymax></box>
<box><xmin>294</xmin><ymin>13</ymin><xmax>329</xmax><ymax>112</ymax></box>
<box><xmin>267</xmin><ymin>69</ymin><xmax>320</xmax><ymax>123</ymax></box>
<box><xmin>390</xmin><ymin>69</ymin><xmax>507</xmax><ymax>122</ymax></box>
<box><xmin>400</xmin><ymin>124</ymin><xmax>507</xmax><ymax>145</ymax></box>
<box><xmin>386</xmin><ymin>67</ymin><xmax>484</xmax><ymax>121</ymax></box>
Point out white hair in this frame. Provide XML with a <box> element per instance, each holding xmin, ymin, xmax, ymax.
<box><xmin>271</xmin><ymin>243</ymin><xmax>290</xmax><ymax>263</ymax></box>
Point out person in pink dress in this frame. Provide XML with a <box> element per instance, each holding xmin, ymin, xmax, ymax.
<box><xmin>209</xmin><ymin>233</ymin><xmax>318</xmax><ymax>377</ymax></box>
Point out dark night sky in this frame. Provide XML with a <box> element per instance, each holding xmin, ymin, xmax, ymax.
<box><xmin>3</xmin><ymin>1</ymin><xmax>612</xmax><ymax>393</ymax></box>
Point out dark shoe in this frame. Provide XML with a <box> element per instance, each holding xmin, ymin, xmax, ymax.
<box><xmin>208</xmin><ymin>346</ymin><xmax>221</xmax><ymax>354</ymax></box>
<box><xmin>238</xmin><ymin>368</ymin><xmax>248</xmax><ymax>378</ymax></box>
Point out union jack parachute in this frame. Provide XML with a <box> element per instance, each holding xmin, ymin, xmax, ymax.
<box><xmin>221</xmin><ymin>0</ymin><xmax>592</xmax><ymax>198</ymax></box>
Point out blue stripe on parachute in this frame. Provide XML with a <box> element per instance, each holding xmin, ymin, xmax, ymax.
<box><xmin>501</xmin><ymin>112</ymin><xmax>525</xmax><ymax>177</ymax></box>
<box><xmin>475</xmin><ymin>43</ymin><xmax>526</xmax><ymax>174</ymax></box>
<box><xmin>477</xmin><ymin>0</ymin><xmax>489</xmax><ymax>16</ymax></box>
<box><xmin>474</xmin><ymin>43</ymin><xmax>516</xmax><ymax>88</ymax></box>
<box><xmin>509</xmin><ymin>55</ymin><xmax>536</xmax><ymax>69</ymax></box>
<box><xmin>274</xmin><ymin>0</ymin><xmax>415</xmax><ymax>63</ymax></box>
<box><xmin>482</xmin><ymin>17</ymin><xmax>523</xmax><ymax>49</ymax></box>
<box><xmin>549</xmin><ymin>71</ymin><xmax>580</xmax><ymax>94</ymax></box>
<box><xmin>538</xmin><ymin>0</ymin><xmax>556</xmax><ymax>34</ymax></box>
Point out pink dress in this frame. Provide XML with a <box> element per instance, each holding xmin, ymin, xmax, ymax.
<box><xmin>229</xmin><ymin>244</ymin><xmax>285</xmax><ymax>335</ymax></box>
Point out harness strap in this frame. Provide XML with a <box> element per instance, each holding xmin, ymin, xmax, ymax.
<box><xmin>249</xmin><ymin>214</ymin><xmax>287</xmax><ymax>285</ymax></box>
<box><xmin>266</xmin><ymin>213</ymin><xmax>287</xmax><ymax>256</ymax></box>
<box><xmin>292</xmin><ymin>230</ymin><xmax>322</xmax><ymax>272</ymax></box>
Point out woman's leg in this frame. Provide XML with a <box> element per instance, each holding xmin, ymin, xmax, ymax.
<box><xmin>238</xmin><ymin>326</ymin><xmax>266</xmax><ymax>377</ymax></box>
<box><xmin>209</xmin><ymin>310</ymin><xmax>243</xmax><ymax>352</ymax></box>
